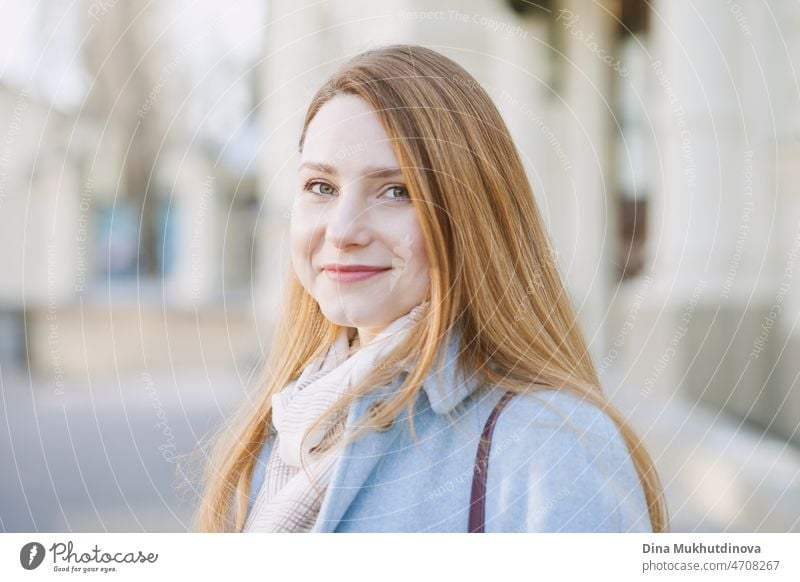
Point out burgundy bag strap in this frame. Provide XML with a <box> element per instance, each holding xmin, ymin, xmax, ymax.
<box><xmin>468</xmin><ymin>390</ymin><xmax>518</xmax><ymax>533</ymax></box>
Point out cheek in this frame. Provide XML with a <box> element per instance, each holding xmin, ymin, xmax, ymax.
<box><xmin>394</xmin><ymin>216</ymin><xmax>429</xmax><ymax>274</ymax></box>
<box><xmin>289</xmin><ymin>207</ymin><xmax>318</xmax><ymax>283</ymax></box>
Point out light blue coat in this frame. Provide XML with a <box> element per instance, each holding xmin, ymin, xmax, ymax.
<box><xmin>246</xmin><ymin>331</ymin><xmax>654</xmax><ymax>532</ymax></box>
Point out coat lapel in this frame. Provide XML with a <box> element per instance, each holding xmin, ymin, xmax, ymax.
<box><xmin>311</xmin><ymin>326</ymin><xmax>482</xmax><ymax>532</ymax></box>
<box><xmin>310</xmin><ymin>379</ymin><xmax>408</xmax><ymax>532</ymax></box>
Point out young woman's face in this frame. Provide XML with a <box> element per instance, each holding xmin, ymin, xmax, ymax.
<box><xmin>290</xmin><ymin>94</ymin><xmax>430</xmax><ymax>341</ymax></box>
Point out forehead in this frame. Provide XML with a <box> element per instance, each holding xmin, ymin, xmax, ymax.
<box><xmin>301</xmin><ymin>94</ymin><xmax>399</xmax><ymax>169</ymax></box>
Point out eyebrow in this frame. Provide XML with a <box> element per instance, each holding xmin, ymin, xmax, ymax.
<box><xmin>297</xmin><ymin>161</ymin><xmax>405</xmax><ymax>180</ymax></box>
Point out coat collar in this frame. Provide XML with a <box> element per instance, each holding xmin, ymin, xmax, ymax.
<box><xmin>311</xmin><ymin>325</ymin><xmax>482</xmax><ymax>532</ymax></box>
<box><xmin>416</xmin><ymin>326</ymin><xmax>482</xmax><ymax>415</ymax></box>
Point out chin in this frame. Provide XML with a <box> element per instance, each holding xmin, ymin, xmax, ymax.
<box><xmin>318</xmin><ymin>301</ymin><xmax>377</xmax><ymax>328</ymax></box>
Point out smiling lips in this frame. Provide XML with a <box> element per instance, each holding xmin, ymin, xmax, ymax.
<box><xmin>321</xmin><ymin>263</ymin><xmax>392</xmax><ymax>283</ymax></box>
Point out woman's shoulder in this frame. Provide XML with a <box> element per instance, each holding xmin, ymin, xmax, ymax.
<box><xmin>479</xmin><ymin>386</ymin><xmax>653</xmax><ymax>532</ymax></box>
<box><xmin>487</xmin><ymin>386</ymin><xmax>623</xmax><ymax>442</ymax></box>
<box><xmin>471</xmin><ymin>385</ymin><xmax>637</xmax><ymax>487</ymax></box>
<box><xmin>485</xmin><ymin>385</ymin><xmax>635</xmax><ymax>471</ymax></box>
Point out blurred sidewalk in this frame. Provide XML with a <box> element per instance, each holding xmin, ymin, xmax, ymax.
<box><xmin>0</xmin><ymin>367</ymin><xmax>248</xmax><ymax>532</ymax></box>
<box><xmin>2</xmin><ymin>365</ymin><xmax>799</xmax><ymax>532</ymax></box>
<box><xmin>606</xmin><ymin>376</ymin><xmax>800</xmax><ymax>532</ymax></box>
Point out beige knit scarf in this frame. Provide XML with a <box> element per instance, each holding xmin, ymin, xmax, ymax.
<box><xmin>243</xmin><ymin>301</ymin><xmax>429</xmax><ymax>532</ymax></box>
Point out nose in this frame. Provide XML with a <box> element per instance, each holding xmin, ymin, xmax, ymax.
<box><xmin>324</xmin><ymin>186</ymin><xmax>371</xmax><ymax>249</ymax></box>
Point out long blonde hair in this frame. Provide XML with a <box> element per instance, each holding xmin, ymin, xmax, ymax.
<box><xmin>193</xmin><ymin>44</ymin><xmax>669</xmax><ymax>532</ymax></box>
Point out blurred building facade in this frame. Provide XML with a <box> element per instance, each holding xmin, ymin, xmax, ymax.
<box><xmin>0</xmin><ymin>0</ymin><xmax>800</xmax><ymax>439</ymax></box>
<box><xmin>0</xmin><ymin>1</ymin><xmax>264</xmax><ymax>380</ymax></box>
<box><xmin>257</xmin><ymin>0</ymin><xmax>800</xmax><ymax>448</ymax></box>
<box><xmin>1</xmin><ymin>0</ymin><xmax>797</xmax><ymax>443</ymax></box>
<box><xmin>0</xmin><ymin>0</ymin><xmax>798</xmax><ymax>532</ymax></box>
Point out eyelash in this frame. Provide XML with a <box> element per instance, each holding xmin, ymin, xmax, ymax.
<box><xmin>302</xmin><ymin>180</ymin><xmax>410</xmax><ymax>201</ymax></box>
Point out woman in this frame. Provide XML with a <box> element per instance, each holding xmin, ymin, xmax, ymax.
<box><xmin>194</xmin><ymin>44</ymin><xmax>669</xmax><ymax>533</ymax></box>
